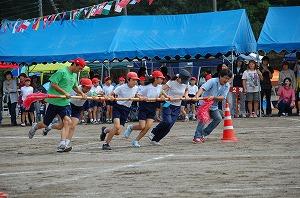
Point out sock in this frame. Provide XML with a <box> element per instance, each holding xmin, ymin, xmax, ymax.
<box><xmin>59</xmin><ymin>139</ymin><xmax>66</xmax><ymax>146</ymax></box>
<box><xmin>47</xmin><ymin>123</ymin><xmax>53</xmax><ymax>129</ymax></box>
<box><xmin>65</xmin><ymin>139</ymin><xmax>71</xmax><ymax>146</ymax></box>
<box><xmin>90</xmin><ymin>119</ymin><xmax>94</xmax><ymax>122</ymax></box>
<box><xmin>104</xmin><ymin>128</ymin><xmax>109</xmax><ymax>134</ymax></box>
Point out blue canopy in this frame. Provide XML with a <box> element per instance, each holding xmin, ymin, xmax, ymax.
<box><xmin>258</xmin><ymin>6</ymin><xmax>300</xmax><ymax>52</ymax></box>
<box><xmin>0</xmin><ymin>9</ymin><xmax>256</xmax><ymax>63</ymax></box>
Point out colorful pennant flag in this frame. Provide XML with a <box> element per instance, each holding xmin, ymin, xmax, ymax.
<box><xmin>114</xmin><ymin>0</ymin><xmax>123</xmax><ymax>13</ymax></box>
<box><xmin>43</xmin><ymin>16</ymin><xmax>48</xmax><ymax>28</ymax></box>
<box><xmin>148</xmin><ymin>0</ymin><xmax>154</xmax><ymax>5</ymax></box>
<box><xmin>60</xmin><ymin>12</ymin><xmax>66</xmax><ymax>24</ymax></box>
<box><xmin>94</xmin><ymin>2</ymin><xmax>107</xmax><ymax>16</ymax></box>
<box><xmin>118</xmin><ymin>0</ymin><xmax>131</xmax><ymax>8</ymax></box>
<box><xmin>48</xmin><ymin>14</ymin><xmax>56</xmax><ymax>25</ymax></box>
<box><xmin>32</xmin><ymin>18</ymin><xmax>41</xmax><ymax>31</ymax></box>
<box><xmin>12</xmin><ymin>21</ymin><xmax>20</xmax><ymax>33</ymax></box>
<box><xmin>102</xmin><ymin>1</ymin><xmax>113</xmax><ymax>15</ymax></box>
<box><xmin>16</xmin><ymin>20</ymin><xmax>31</xmax><ymax>32</ymax></box>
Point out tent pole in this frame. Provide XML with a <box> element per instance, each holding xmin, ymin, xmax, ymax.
<box><xmin>197</xmin><ymin>66</ymin><xmax>201</xmax><ymax>86</ymax></box>
<box><xmin>257</xmin><ymin>52</ymin><xmax>262</xmax><ymax>118</ymax></box>
<box><xmin>101</xmin><ymin>63</ymin><xmax>104</xmax><ymax>83</ymax></box>
<box><xmin>231</xmin><ymin>50</ymin><xmax>234</xmax><ymax>71</ymax></box>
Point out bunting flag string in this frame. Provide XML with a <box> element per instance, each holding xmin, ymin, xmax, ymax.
<box><xmin>1</xmin><ymin>0</ymin><xmax>153</xmax><ymax>33</ymax></box>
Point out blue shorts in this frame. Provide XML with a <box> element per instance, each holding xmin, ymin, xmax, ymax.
<box><xmin>112</xmin><ymin>104</ymin><xmax>130</xmax><ymax>126</ymax></box>
<box><xmin>71</xmin><ymin>103</ymin><xmax>82</xmax><ymax>119</ymax></box>
<box><xmin>43</xmin><ymin>104</ymin><xmax>71</xmax><ymax>126</ymax></box>
<box><xmin>83</xmin><ymin>101</ymin><xmax>90</xmax><ymax>111</ymax></box>
<box><xmin>138</xmin><ymin>102</ymin><xmax>159</xmax><ymax>120</ymax></box>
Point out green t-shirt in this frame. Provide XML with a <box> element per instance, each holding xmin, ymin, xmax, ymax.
<box><xmin>45</xmin><ymin>67</ymin><xmax>78</xmax><ymax>106</ymax></box>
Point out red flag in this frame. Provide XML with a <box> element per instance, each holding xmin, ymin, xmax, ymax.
<box><xmin>48</xmin><ymin>14</ymin><xmax>56</xmax><ymax>25</ymax></box>
<box><xmin>16</xmin><ymin>20</ymin><xmax>31</xmax><ymax>32</ymax></box>
<box><xmin>118</xmin><ymin>0</ymin><xmax>131</xmax><ymax>8</ymax></box>
<box><xmin>148</xmin><ymin>0</ymin><xmax>154</xmax><ymax>5</ymax></box>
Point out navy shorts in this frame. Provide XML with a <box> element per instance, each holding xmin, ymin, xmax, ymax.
<box><xmin>181</xmin><ymin>100</ymin><xmax>187</xmax><ymax>107</ymax></box>
<box><xmin>83</xmin><ymin>100</ymin><xmax>90</xmax><ymax>111</ymax></box>
<box><xmin>71</xmin><ymin>103</ymin><xmax>82</xmax><ymax>119</ymax></box>
<box><xmin>43</xmin><ymin>104</ymin><xmax>71</xmax><ymax>126</ymax></box>
<box><xmin>187</xmin><ymin>94</ymin><xmax>196</xmax><ymax>105</ymax></box>
<box><xmin>112</xmin><ymin>103</ymin><xmax>130</xmax><ymax>126</ymax></box>
<box><xmin>89</xmin><ymin>101</ymin><xmax>102</xmax><ymax>108</ymax></box>
<box><xmin>138</xmin><ymin>102</ymin><xmax>159</xmax><ymax>120</ymax></box>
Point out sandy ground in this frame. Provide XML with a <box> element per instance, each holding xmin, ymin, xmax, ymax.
<box><xmin>0</xmin><ymin>116</ymin><xmax>300</xmax><ymax>197</ymax></box>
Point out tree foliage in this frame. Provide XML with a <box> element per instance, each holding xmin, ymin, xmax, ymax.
<box><xmin>1</xmin><ymin>0</ymin><xmax>300</xmax><ymax>38</ymax></box>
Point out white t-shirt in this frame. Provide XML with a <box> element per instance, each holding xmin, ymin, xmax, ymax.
<box><xmin>21</xmin><ymin>86</ymin><xmax>33</xmax><ymax>101</ymax></box>
<box><xmin>188</xmin><ymin>84</ymin><xmax>198</xmax><ymax>95</ymax></box>
<box><xmin>70</xmin><ymin>85</ymin><xmax>92</xmax><ymax>107</ymax></box>
<box><xmin>139</xmin><ymin>84</ymin><xmax>162</xmax><ymax>98</ymax></box>
<box><xmin>137</xmin><ymin>85</ymin><xmax>145</xmax><ymax>93</ymax></box>
<box><xmin>242</xmin><ymin>70</ymin><xmax>260</xmax><ymax>93</ymax></box>
<box><xmin>90</xmin><ymin>85</ymin><xmax>103</xmax><ymax>96</ymax></box>
<box><xmin>166</xmin><ymin>80</ymin><xmax>188</xmax><ymax>106</ymax></box>
<box><xmin>113</xmin><ymin>84</ymin><xmax>138</xmax><ymax>107</ymax></box>
<box><xmin>102</xmin><ymin>84</ymin><xmax>114</xmax><ymax>96</ymax></box>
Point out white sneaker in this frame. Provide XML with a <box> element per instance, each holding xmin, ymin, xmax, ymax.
<box><xmin>150</xmin><ymin>140</ymin><xmax>161</xmax><ymax>146</ymax></box>
<box><xmin>184</xmin><ymin>116</ymin><xmax>189</xmax><ymax>122</ymax></box>
<box><xmin>123</xmin><ymin>125</ymin><xmax>133</xmax><ymax>139</ymax></box>
<box><xmin>132</xmin><ymin>140</ymin><xmax>141</xmax><ymax>148</ymax></box>
<box><xmin>28</xmin><ymin>123</ymin><xmax>38</xmax><ymax>139</ymax></box>
<box><xmin>21</xmin><ymin>123</ymin><xmax>26</xmax><ymax>127</ymax></box>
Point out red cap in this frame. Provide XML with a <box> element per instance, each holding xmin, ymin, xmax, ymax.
<box><xmin>152</xmin><ymin>70</ymin><xmax>165</xmax><ymax>79</ymax></box>
<box><xmin>118</xmin><ymin>77</ymin><xmax>125</xmax><ymax>81</ymax></box>
<box><xmin>191</xmin><ymin>77</ymin><xmax>197</xmax><ymax>81</ymax></box>
<box><xmin>80</xmin><ymin>78</ymin><xmax>92</xmax><ymax>87</ymax></box>
<box><xmin>70</xmin><ymin>58</ymin><xmax>86</xmax><ymax>69</ymax></box>
<box><xmin>104</xmin><ymin>76</ymin><xmax>111</xmax><ymax>82</ymax></box>
<box><xmin>92</xmin><ymin>77</ymin><xmax>100</xmax><ymax>84</ymax></box>
<box><xmin>127</xmin><ymin>72</ymin><xmax>139</xmax><ymax>80</ymax></box>
<box><xmin>25</xmin><ymin>77</ymin><xmax>31</xmax><ymax>82</ymax></box>
<box><xmin>139</xmin><ymin>76</ymin><xmax>146</xmax><ymax>81</ymax></box>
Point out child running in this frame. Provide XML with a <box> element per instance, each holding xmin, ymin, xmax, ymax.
<box><xmin>28</xmin><ymin>58</ymin><xmax>87</xmax><ymax>152</ymax></box>
<box><xmin>148</xmin><ymin>69</ymin><xmax>191</xmax><ymax>145</ymax></box>
<box><xmin>100</xmin><ymin>72</ymin><xmax>140</xmax><ymax>150</ymax></box>
<box><xmin>43</xmin><ymin>78</ymin><xmax>93</xmax><ymax>152</ymax></box>
<box><xmin>192</xmin><ymin>69</ymin><xmax>232</xmax><ymax>143</ymax></box>
<box><xmin>123</xmin><ymin>70</ymin><xmax>166</xmax><ymax>147</ymax></box>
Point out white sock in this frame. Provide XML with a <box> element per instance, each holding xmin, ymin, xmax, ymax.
<box><xmin>104</xmin><ymin>128</ymin><xmax>109</xmax><ymax>134</ymax></box>
<box><xmin>47</xmin><ymin>123</ymin><xmax>53</xmax><ymax>129</ymax></box>
<box><xmin>65</xmin><ymin>139</ymin><xmax>71</xmax><ymax>146</ymax></box>
<box><xmin>59</xmin><ymin>140</ymin><xmax>66</xmax><ymax>146</ymax></box>
<box><xmin>90</xmin><ymin>119</ymin><xmax>94</xmax><ymax>122</ymax></box>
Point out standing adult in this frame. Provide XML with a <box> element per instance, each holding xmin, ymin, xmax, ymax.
<box><xmin>259</xmin><ymin>56</ymin><xmax>274</xmax><ymax>117</ymax></box>
<box><xmin>148</xmin><ymin>69</ymin><xmax>191</xmax><ymax>145</ymax></box>
<box><xmin>2</xmin><ymin>71</ymin><xmax>18</xmax><ymax>126</ymax></box>
<box><xmin>279</xmin><ymin>61</ymin><xmax>296</xmax><ymax>89</ymax></box>
<box><xmin>294</xmin><ymin>56</ymin><xmax>300</xmax><ymax>115</ymax></box>
<box><xmin>231</xmin><ymin>57</ymin><xmax>246</xmax><ymax>117</ymax></box>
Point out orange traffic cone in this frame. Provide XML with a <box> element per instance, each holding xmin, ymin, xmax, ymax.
<box><xmin>221</xmin><ymin>103</ymin><xmax>238</xmax><ymax>142</ymax></box>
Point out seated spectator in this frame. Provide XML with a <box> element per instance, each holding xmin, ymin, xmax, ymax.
<box><xmin>277</xmin><ymin>77</ymin><xmax>295</xmax><ymax>116</ymax></box>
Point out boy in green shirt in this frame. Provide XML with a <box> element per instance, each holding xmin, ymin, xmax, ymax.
<box><xmin>28</xmin><ymin>58</ymin><xmax>87</xmax><ymax>152</ymax></box>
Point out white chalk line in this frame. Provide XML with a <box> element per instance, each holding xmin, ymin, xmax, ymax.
<box><xmin>16</xmin><ymin>186</ymin><xmax>300</xmax><ymax>196</ymax></box>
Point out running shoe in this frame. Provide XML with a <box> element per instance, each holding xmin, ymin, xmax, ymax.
<box><xmin>123</xmin><ymin>125</ymin><xmax>133</xmax><ymax>139</ymax></box>
<box><xmin>28</xmin><ymin>123</ymin><xmax>37</xmax><ymax>139</ymax></box>
<box><xmin>100</xmin><ymin>126</ymin><xmax>107</xmax><ymax>141</ymax></box>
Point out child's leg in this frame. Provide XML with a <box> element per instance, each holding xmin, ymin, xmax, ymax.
<box><xmin>132</xmin><ymin>120</ymin><xmax>146</xmax><ymax>131</ymax></box>
<box><xmin>253</xmin><ymin>101</ymin><xmax>259</xmax><ymax>115</ymax></box>
<box><xmin>247</xmin><ymin>101</ymin><xmax>253</xmax><ymax>114</ymax></box>
<box><xmin>67</xmin><ymin>117</ymin><xmax>79</xmax><ymax>140</ymax></box>
<box><xmin>105</xmin><ymin>118</ymin><xmax>122</xmax><ymax>144</ymax></box>
<box><xmin>60</xmin><ymin>116</ymin><xmax>72</xmax><ymax>142</ymax></box>
<box><xmin>21</xmin><ymin>112</ymin><xmax>26</xmax><ymax>124</ymax></box>
<box><xmin>135</xmin><ymin>119</ymin><xmax>154</xmax><ymax>141</ymax></box>
<box><xmin>29</xmin><ymin>112</ymin><xmax>35</xmax><ymax>123</ymax></box>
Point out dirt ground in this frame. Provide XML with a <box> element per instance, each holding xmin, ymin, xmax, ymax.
<box><xmin>0</xmin><ymin>116</ymin><xmax>299</xmax><ymax>198</ymax></box>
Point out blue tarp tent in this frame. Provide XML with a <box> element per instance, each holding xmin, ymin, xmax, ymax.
<box><xmin>0</xmin><ymin>9</ymin><xmax>256</xmax><ymax>63</ymax></box>
<box><xmin>257</xmin><ymin>6</ymin><xmax>300</xmax><ymax>52</ymax></box>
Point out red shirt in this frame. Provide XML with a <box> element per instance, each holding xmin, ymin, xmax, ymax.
<box><xmin>277</xmin><ymin>86</ymin><xmax>295</xmax><ymax>104</ymax></box>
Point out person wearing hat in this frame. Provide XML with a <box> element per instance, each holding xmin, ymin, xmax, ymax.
<box><xmin>115</xmin><ymin>76</ymin><xmax>126</xmax><ymax>89</ymax></box>
<box><xmin>42</xmin><ymin>78</ymin><xmax>93</xmax><ymax>152</ymax></box>
<box><xmin>28</xmin><ymin>58</ymin><xmax>87</xmax><ymax>152</ymax></box>
<box><xmin>187</xmin><ymin>77</ymin><xmax>199</xmax><ymax>120</ymax></box>
<box><xmin>89</xmin><ymin>77</ymin><xmax>104</xmax><ymax>124</ymax></box>
<box><xmin>147</xmin><ymin>69</ymin><xmax>191</xmax><ymax>145</ymax></box>
<box><xmin>100</xmin><ymin>72</ymin><xmax>141</xmax><ymax>150</ymax></box>
<box><xmin>193</xmin><ymin>69</ymin><xmax>233</xmax><ymax>143</ymax></box>
<box><xmin>20</xmin><ymin>78</ymin><xmax>35</xmax><ymax>127</ymax></box>
<box><xmin>102</xmin><ymin>76</ymin><xmax>115</xmax><ymax>123</ymax></box>
<box><xmin>259</xmin><ymin>56</ymin><xmax>274</xmax><ymax>117</ymax></box>
<box><xmin>123</xmin><ymin>70</ymin><xmax>167</xmax><ymax>147</ymax></box>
